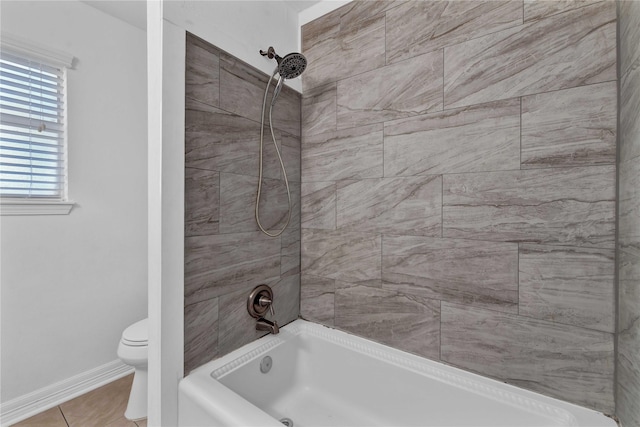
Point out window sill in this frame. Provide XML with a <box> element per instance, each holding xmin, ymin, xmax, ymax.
<box><xmin>0</xmin><ymin>200</ymin><xmax>75</xmax><ymax>216</ymax></box>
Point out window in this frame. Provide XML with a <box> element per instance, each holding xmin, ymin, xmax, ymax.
<box><xmin>0</xmin><ymin>35</ymin><xmax>74</xmax><ymax>214</ymax></box>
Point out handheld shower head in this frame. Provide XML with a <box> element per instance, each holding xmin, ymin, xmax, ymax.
<box><xmin>260</xmin><ymin>47</ymin><xmax>307</xmax><ymax>106</ymax></box>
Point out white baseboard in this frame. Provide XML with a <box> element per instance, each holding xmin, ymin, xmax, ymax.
<box><xmin>1</xmin><ymin>359</ymin><xmax>134</xmax><ymax>426</ymax></box>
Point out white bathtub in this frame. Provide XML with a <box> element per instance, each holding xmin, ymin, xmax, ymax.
<box><xmin>178</xmin><ymin>320</ymin><xmax>616</xmax><ymax>427</ymax></box>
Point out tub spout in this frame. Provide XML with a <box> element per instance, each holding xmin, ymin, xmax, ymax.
<box><xmin>256</xmin><ymin>317</ymin><xmax>279</xmax><ymax>335</ymax></box>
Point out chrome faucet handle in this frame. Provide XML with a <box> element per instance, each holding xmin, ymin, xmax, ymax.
<box><xmin>258</xmin><ymin>295</ymin><xmax>275</xmax><ymax>317</ymax></box>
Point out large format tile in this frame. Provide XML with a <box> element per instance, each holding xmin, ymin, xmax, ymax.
<box><xmin>184</xmin><ymin>298</ymin><xmax>219</xmax><ymax>373</ymax></box>
<box><xmin>444</xmin><ymin>2</ymin><xmax>616</xmax><ymax>109</ymax></box>
<box><xmin>281</xmin><ymin>226</ymin><xmax>300</xmax><ymax>278</ymax></box>
<box><xmin>336</xmin><ymin>176</ymin><xmax>442</xmax><ymax>236</ymax></box>
<box><xmin>521</xmin><ymin>82</ymin><xmax>617</xmax><ymax>169</ymax></box>
<box><xmin>302</xmin><ymin>14</ymin><xmax>386</xmax><ymax>91</ymax></box>
<box><xmin>280</xmin><ymin>133</ymin><xmax>301</xmax><ymax>182</ymax></box>
<box><xmin>335</xmin><ymin>284</ymin><xmax>440</xmax><ymax>359</ymax></box>
<box><xmin>184</xmin><ymin>232</ymin><xmax>281</xmax><ymax>305</ymax></box>
<box><xmin>442</xmin><ymin>166</ymin><xmax>616</xmax><ymax>248</ymax></box>
<box><xmin>336</xmin><ymin>51</ymin><xmax>443</xmax><ymax>129</ymax></box>
<box><xmin>440</xmin><ymin>303</ymin><xmax>614</xmax><ymax>412</ymax></box>
<box><xmin>302</xmin><ymin>82</ymin><xmax>336</xmax><ymax>138</ymax></box>
<box><xmin>619</xmin><ymin>0</ymin><xmax>640</xmax><ymax>77</ymax></box>
<box><xmin>301</xmin><ymin>6</ymin><xmax>341</xmax><ymax>53</ymax></box>
<box><xmin>301</xmin><ymin>181</ymin><xmax>336</xmax><ymax>230</ymax></box>
<box><xmin>185</xmin><ymin>33</ymin><xmax>220</xmax><ymax>107</ymax></box>
<box><xmin>382</xmin><ymin>236</ymin><xmax>518</xmax><ymax>313</ymax></box>
<box><xmin>301</xmin><ymin>229</ymin><xmax>381</xmax><ymax>283</ymax></box>
<box><xmin>519</xmin><ymin>244</ymin><xmax>614</xmax><ymax>332</ymax></box>
<box><xmin>386</xmin><ymin>1</ymin><xmax>522</xmax><ymax>64</ymax></box>
<box><xmin>185</xmin><ymin>167</ymin><xmax>219</xmax><ymax>237</ymax></box>
<box><xmin>338</xmin><ymin>1</ymin><xmax>406</xmax><ymax>31</ymax></box>
<box><xmin>60</xmin><ymin>376</ymin><xmax>133</xmax><ymax>427</ymax></box>
<box><xmin>301</xmin><ymin>124</ymin><xmax>383</xmax><ymax>182</ymax></box>
<box><xmin>524</xmin><ymin>0</ymin><xmax>604</xmax><ymax>22</ymax></box>
<box><xmin>185</xmin><ymin>99</ymin><xmax>280</xmax><ymax>179</ymax></box>
<box><xmin>620</xmin><ymin>57</ymin><xmax>640</xmax><ymax>162</ymax></box>
<box><xmin>301</xmin><ymin>274</ymin><xmax>336</xmax><ymax>326</ymax></box>
<box><xmin>384</xmin><ymin>99</ymin><xmax>520</xmax><ymax>176</ymax></box>
<box><xmin>13</xmin><ymin>407</ymin><xmax>68</xmax><ymax>427</ymax></box>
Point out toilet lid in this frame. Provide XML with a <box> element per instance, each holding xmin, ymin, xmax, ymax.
<box><xmin>122</xmin><ymin>318</ymin><xmax>148</xmax><ymax>346</ymax></box>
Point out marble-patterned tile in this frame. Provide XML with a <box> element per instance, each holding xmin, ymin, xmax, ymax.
<box><xmin>281</xmin><ymin>133</ymin><xmax>300</xmax><ymax>183</ymax></box>
<box><xmin>185</xmin><ymin>33</ymin><xmax>220</xmax><ymax>107</ymax></box>
<box><xmin>135</xmin><ymin>420</ymin><xmax>147</xmax><ymax>427</ymax></box>
<box><xmin>620</xmin><ymin>57</ymin><xmax>640</xmax><ymax>162</ymax></box>
<box><xmin>619</xmin><ymin>0</ymin><xmax>640</xmax><ymax>77</ymax></box>
<box><xmin>619</xmin><ymin>237</ymin><xmax>640</xmax><ymax>336</ymax></box>
<box><xmin>281</xmin><ymin>226</ymin><xmax>300</xmax><ymax>278</ymax></box>
<box><xmin>384</xmin><ymin>99</ymin><xmax>520</xmax><ymax>176</ymax></box>
<box><xmin>335</xmin><ymin>284</ymin><xmax>440</xmax><ymax>359</ymax></box>
<box><xmin>219</xmin><ymin>173</ymin><xmax>290</xmax><ymax>234</ymax></box>
<box><xmin>336</xmin><ymin>176</ymin><xmax>442</xmax><ymax>236</ymax></box>
<box><xmin>185</xmin><ymin>98</ymin><xmax>280</xmax><ymax>179</ymax></box>
<box><xmin>301</xmin><ymin>229</ymin><xmax>381</xmax><ymax>283</ymax></box>
<box><xmin>386</xmin><ymin>1</ymin><xmax>522</xmax><ymax>64</ymax></box>
<box><xmin>336</xmin><ymin>51</ymin><xmax>443</xmax><ymax>129</ymax></box>
<box><xmin>185</xmin><ymin>167</ymin><xmax>219</xmax><ymax>237</ymax></box>
<box><xmin>61</xmin><ymin>375</ymin><xmax>133</xmax><ymax>427</ymax></box>
<box><xmin>219</xmin><ymin>52</ymin><xmax>301</xmax><ymax>137</ymax></box>
<box><xmin>272</xmin><ymin>274</ymin><xmax>301</xmax><ymax>326</ymax></box>
<box><xmin>519</xmin><ymin>244</ymin><xmax>614</xmax><ymax>332</ymax></box>
<box><xmin>302</xmin><ymin>82</ymin><xmax>336</xmax><ymax>138</ymax></box>
<box><xmin>524</xmin><ymin>0</ymin><xmax>604</xmax><ymax>22</ymax></box>
<box><xmin>301</xmin><ymin>6</ymin><xmax>341</xmax><ymax>53</ymax></box>
<box><xmin>184</xmin><ymin>232</ymin><xmax>281</xmax><ymax>305</ymax></box>
<box><xmin>301</xmin><ymin>181</ymin><xmax>336</xmax><ymax>230</ymax></box>
<box><xmin>104</xmin><ymin>416</ymin><xmax>137</xmax><ymax>427</ymax></box>
<box><xmin>302</xmin><ymin>14</ymin><xmax>385</xmax><ymax>91</ymax></box>
<box><xmin>442</xmin><ymin>166</ymin><xmax>616</xmax><ymax>248</ymax></box>
<box><xmin>521</xmin><ymin>82</ymin><xmax>616</xmax><ymax>169</ymax></box>
<box><xmin>440</xmin><ymin>303</ymin><xmax>615</xmax><ymax>412</ymax></box>
<box><xmin>338</xmin><ymin>1</ymin><xmax>407</xmax><ymax>31</ymax></box>
<box><xmin>184</xmin><ymin>298</ymin><xmax>219</xmax><ymax>373</ymax></box>
<box><xmin>382</xmin><ymin>236</ymin><xmax>518</xmax><ymax>313</ymax></box>
<box><xmin>444</xmin><ymin>2</ymin><xmax>616</xmax><ymax>109</ymax></box>
<box><xmin>13</xmin><ymin>407</ymin><xmax>67</xmax><ymax>427</ymax></box>
<box><xmin>301</xmin><ymin>124</ymin><xmax>383</xmax><ymax>182</ymax></box>
<box><xmin>301</xmin><ymin>274</ymin><xmax>335</xmax><ymax>326</ymax></box>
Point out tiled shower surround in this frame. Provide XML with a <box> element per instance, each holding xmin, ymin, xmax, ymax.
<box><xmin>183</xmin><ymin>33</ymin><xmax>301</xmax><ymax>373</ymax></box>
<box><xmin>300</xmin><ymin>0</ymin><xmax>617</xmax><ymax>413</ymax></box>
<box><xmin>617</xmin><ymin>1</ymin><xmax>640</xmax><ymax>426</ymax></box>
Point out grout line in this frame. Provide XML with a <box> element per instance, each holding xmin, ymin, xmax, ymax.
<box><xmin>441</xmin><ymin>174</ymin><xmax>444</xmax><ymax>238</ymax></box>
<box><xmin>517</xmin><ymin>242</ymin><xmax>520</xmax><ymax>316</ymax></box>
<box><xmin>519</xmin><ymin>96</ymin><xmax>523</xmax><ymax>170</ymax></box>
<box><xmin>58</xmin><ymin>406</ymin><xmax>70</xmax><ymax>427</ymax></box>
<box><xmin>442</xmin><ymin>48</ymin><xmax>445</xmax><ymax>109</ymax></box>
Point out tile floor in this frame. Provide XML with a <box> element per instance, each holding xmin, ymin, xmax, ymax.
<box><xmin>13</xmin><ymin>375</ymin><xmax>146</xmax><ymax>427</ymax></box>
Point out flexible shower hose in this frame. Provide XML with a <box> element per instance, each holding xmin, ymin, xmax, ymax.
<box><xmin>255</xmin><ymin>70</ymin><xmax>292</xmax><ymax>237</ymax></box>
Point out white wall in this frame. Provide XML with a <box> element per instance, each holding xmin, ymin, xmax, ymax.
<box><xmin>0</xmin><ymin>0</ymin><xmax>147</xmax><ymax>402</ymax></box>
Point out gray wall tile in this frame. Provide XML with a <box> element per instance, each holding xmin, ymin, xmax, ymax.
<box><xmin>302</xmin><ymin>229</ymin><xmax>381</xmax><ymax>283</ymax></box>
<box><xmin>301</xmin><ymin>274</ymin><xmax>335</xmax><ymax>325</ymax></box>
<box><xmin>521</xmin><ymin>82</ymin><xmax>617</xmax><ymax>169</ymax></box>
<box><xmin>185</xmin><ymin>167</ymin><xmax>219</xmax><ymax>237</ymax></box>
<box><xmin>620</xmin><ymin>58</ymin><xmax>640</xmax><ymax>162</ymax></box>
<box><xmin>523</xmin><ymin>0</ymin><xmax>604</xmax><ymax>22</ymax></box>
<box><xmin>336</xmin><ymin>176</ymin><xmax>442</xmax><ymax>236</ymax></box>
<box><xmin>335</xmin><ymin>284</ymin><xmax>440</xmax><ymax>359</ymax></box>
<box><xmin>281</xmin><ymin>226</ymin><xmax>300</xmax><ymax>278</ymax></box>
<box><xmin>217</xmin><ymin>283</ymin><xmax>268</xmax><ymax>355</ymax></box>
<box><xmin>336</xmin><ymin>51</ymin><xmax>443</xmax><ymax>129</ymax></box>
<box><xmin>441</xmin><ymin>303</ymin><xmax>615</xmax><ymax>412</ymax></box>
<box><xmin>338</xmin><ymin>1</ymin><xmax>407</xmax><ymax>31</ymax></box>
<box><xmin>384</xmin><ymin>99</ymin><xmax>520</xmax><ymax>176</ymax></box>
<box><xmin>386</xmin><ymin>1</ymin><xmax>522</xmax><ymax>64</ymax></box>
<box><xmin>619</xmin><ymin>0</ymin><xmax>640</xmax><ymax>77</ymax></box>
<box><xmin>444</xmin><ymin>2</ymin><xmax>616</xmax><ymax>108</ymax></box>
<box><xmin>519</xmin><ymin>244</ymin><xmax>614</xmax><ymax>332</ymax></box>
<box><xmin>382</xmin><ymin>236</ymin><xmax>518</xmax><ymax>313</ymax></box>
<box><xmin>301</xmin><ymin>181</ymin><xmax>336</xmax><ymax>230</ymax></box>
<box><xmin>184</xmin><ymin>298</ymin><xmax>219</xmax><ymax>374</ymax></box>
<box><xmin>302</xmin><ymin>82</ymin><xmax>337</xmax><ymax>138</ymax></box>
<box><xmin>442</xmin><ymin>166</ymin><xmax>616</xmax><ymax>248</ymax></box>
<box><xmin>302</xmin><ymin>124</ymin><xmax>383</xmax><ymax>181</ymax></box>
<box><xmin>185</xmin><ymin>33</ymin><xmax>220</xmax><ymax>107</ymax></box>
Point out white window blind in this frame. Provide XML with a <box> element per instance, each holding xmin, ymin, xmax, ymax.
<box><xmin>0</xmin><ymin>50</ymin><xmax>66</xmax><ymax>199</ymax></box>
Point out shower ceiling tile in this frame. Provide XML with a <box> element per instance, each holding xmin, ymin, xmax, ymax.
<box><xmin>524</xmin><ymin>0</ymin><xmax>605</xmax><ymax>23</ymax></box>
<box><xmin>184</xmin><ymin>298</ymin><xmax>219</xmax><ymax>374</ymax></box>
<box><xmin>301</xmin><ymin>181</ymin><xmax>336</xmax><ymax>230</ymax></box>
<box><xmin>440</xmin><ymin>303</ymin><xmax>614</xmax><ymax>412</ymax></box>
<box><xmin>336</xmin><ymin>176</ymin><xmax>442</xmax><ymax>236</ymax></box>
<box><xmin>185</xmin><ymin>33</ymin><xmax>220</xmax><ymax>107</ymax></box>
<box><xmin>184</xmin><ymin>231</ymin><xmax>281</xmax><ymax>305</ymax></box>
<box><xmin>382</xmin><ymin>236</ymin><xmax>518</xmax><ymax>314</ymax></box>
<box><xmin>301</xmin><ymin>124</ymin><xmax>383</xmax><ymax>181</ymax></box>
<box><xmin>302</xmin><ymin>14</ymin><xmax>385</xmax><ymax>91</ymax></box>
<box><xmin>442</xmin><ymin>165</ymin><xmax>616</xmax><ymax>248</ymax></box>
<box><xmin>384</xmin><ymin>98</ymin><xmax>520</xmax><ymax>176</ymax></box>
<box><xmin>443</xmin><ymin>2</ymin><xmax>616</xmax><ymax>109</ymax></box>
<box><xmin>336</xmin><ymin>50</ymin><xmax>443</xmax><ymax>129</ymax></box>
<box><xmin>334</xmin><ymin>284</ymin><xmax>440</xmax><ymax>360</ymax></box>
<box><xmin>301</xmin><ymin>229</ymin><xmax>381</xmax><ymax>283</ymax></box>
<box><xmin>185</xmin><ymin>167</ymin><xmax>219</xmax><ymax>237</ymax></box>
<box><xmin>386</xmin><ymin>0</ymin><xmax>522</xmax><ymax>64</ymax></box>
<box><xmin>519</xmin><ymin>244</ymin><xmax>614</xmax><ymax>332</ymax></box>
<box><xmin>521</xmin><ymin>82</ymin><xmax>617</xmax><ymax>169</ymax></box>
<box><xmin>301</xmin><ymin>274</ymin><xmax>336</xmax><ymax>326</ymax></box>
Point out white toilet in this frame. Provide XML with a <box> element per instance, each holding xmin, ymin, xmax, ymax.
<box><xmin>117</xmin><ymin>318</ymin><xmax>148</xmax><ymax>421</ymax></box>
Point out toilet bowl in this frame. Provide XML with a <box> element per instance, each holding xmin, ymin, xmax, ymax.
<box><xmin>117</xmin><ymin>318</ymin><xmax>148</xmax><ymax>421</ymax></box>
